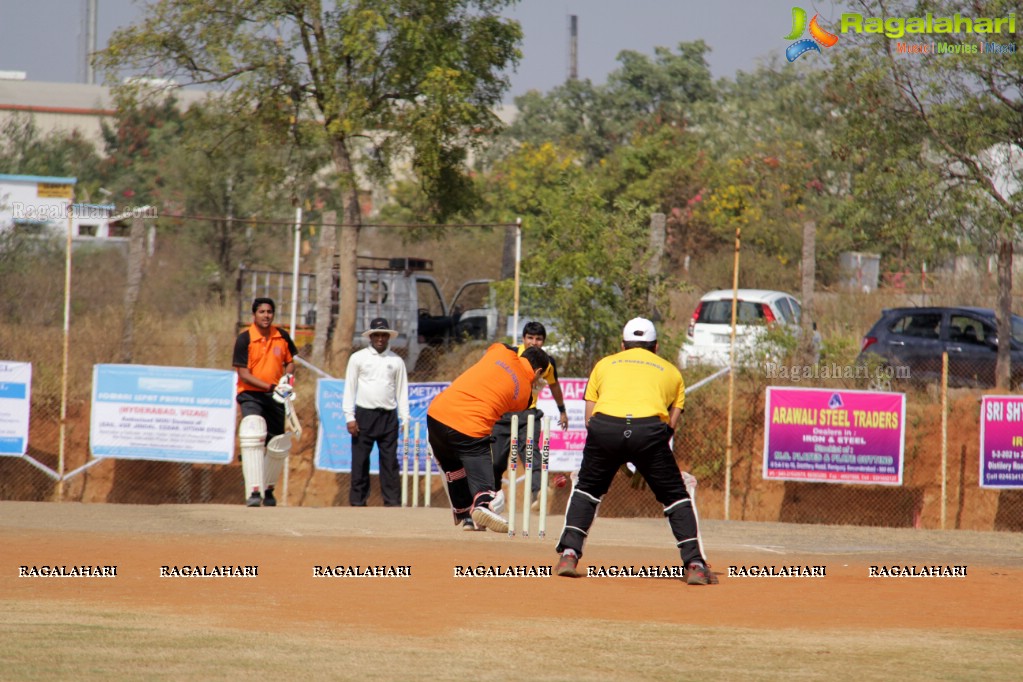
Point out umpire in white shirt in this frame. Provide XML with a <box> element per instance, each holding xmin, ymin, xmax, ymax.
<box><xmin>342</xmin><ymin>318</ymin><xmax>411</xmax><ymax>506</ymax></box>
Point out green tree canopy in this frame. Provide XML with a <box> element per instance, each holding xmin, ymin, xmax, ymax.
<box><xmin>98</xmin><ymin>0</ymin><xmax>523</xmax><ymax>368</ymax></box>
<box><xmin>502</xmin><ymin>41</ymin><xmax>715</xmax><ymax>166</ymax></box>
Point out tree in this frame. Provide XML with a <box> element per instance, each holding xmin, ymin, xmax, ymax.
<box><xmin>99</xmin><ymin>95</ymin><xmax>185</xmax><ymax>208</ymax></box>
<box><xmin>833</xmin><ymin>0</ymin><xmax>1023</xmax><ymax>386</ymax></box>
<box><xmin>688</xmin><ymin>62</ymin><xmax>853</xmax><ymax>285</ymax></box>
<box><xmin>590</xmin><ymin>123</ymin><xmax>710</xmax><ymax>274</ymax></box>
<box><xmin>98</xmin><ymin>0</ymin><xmax>522</xmax><ymax>369</ymax></box>
<box><xmin>160</xmin><ymin>98</ymin><xmax>332</xmax><ymax>302</ymax></box>
<box><xmin>477</xmin><ymin>141</ymin><xmax>666</xmax><ymax>372</ymax></box>
<box><xmin>0</xmin><ymin>115</ymin><xmax>103</xmax><ymax>196</ymax></box>
<box><xmin>502</xmin><ymin>41</ymin><xmax>715</xmax><ymax>166</ymax></box>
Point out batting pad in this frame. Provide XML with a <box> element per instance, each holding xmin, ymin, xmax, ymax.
<box><xmin>264</xmin><ymin>433</ymin><xmax>292</xmax><ymax>490</ymax></box>
<box><xmin>239</xmin><ymin>415</ymin><xmax>267</xmax><ymax>495</ymax></box>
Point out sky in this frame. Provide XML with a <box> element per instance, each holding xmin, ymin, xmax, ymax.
<box><xmin>0</xmin><ymin>0</ymin><xmax>850</xmax><ymax>99</ymax></box>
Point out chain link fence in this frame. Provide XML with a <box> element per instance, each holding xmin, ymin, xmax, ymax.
<box><xmin>2</xmin><ymin>231</ymin><xmax>1022</xmax><ymax>532</ymax></box>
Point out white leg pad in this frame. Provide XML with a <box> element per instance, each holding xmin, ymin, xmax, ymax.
<box><xmin>264</xmin><ymin>433</ymin><xmax>292</xmax><ymax>490</ymax></box>
<box><xmin>239</xmin><ymin>415</ymin><xmax>267</xmax><ymax>496</ymax></box>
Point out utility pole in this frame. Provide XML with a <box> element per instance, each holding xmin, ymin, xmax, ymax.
<box><xmin>85</xmin><ymin>0</ymin><xmax>98</xmax><ymax>84</ymax></box>
<box><xmin>568</xmin><ymin>15</ymin><xmax>578</xmax><ymax>81</ymax></box>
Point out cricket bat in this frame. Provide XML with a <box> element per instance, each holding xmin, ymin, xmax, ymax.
<box><xmin>285</xmin><ymin>396</ymin><xmax>303</xmax><ymax>442</ymax></box>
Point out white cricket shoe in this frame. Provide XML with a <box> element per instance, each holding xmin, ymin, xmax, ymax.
<box><xmin>471</xmin><ymin>506</ymin><xmax>509</xmax><ymax>534</ymax></box>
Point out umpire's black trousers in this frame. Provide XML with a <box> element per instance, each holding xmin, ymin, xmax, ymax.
<box><xmin>557</xmin><ymin>414</ymin><xmax>702</xmax><ymax>565</ymax></box>
<box><xmin>350</xmin><ymin>406</ymin><xmax>400</xmax><ymax>507</ymax></box>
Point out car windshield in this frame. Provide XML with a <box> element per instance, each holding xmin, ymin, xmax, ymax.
<box><xmin>1012</xmin><ymin>316</ymin><xmax>1023</xmax><ymax>345</ymax></box>
<box><xmin>697</xmin><ymin>300</ymin><xmax>765</xmax><ymax>325</ymax></box>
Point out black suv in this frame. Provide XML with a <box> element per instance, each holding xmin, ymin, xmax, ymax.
<box><xmin>858</xmin><ymin>306</ymin><xmax>1023</xmax><ymax>388</ymax></box>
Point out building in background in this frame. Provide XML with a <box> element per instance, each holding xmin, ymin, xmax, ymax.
<box><xmin>0</xmin><ymin>74</ymin><xmax>210</xmax><ymax>145</ymax></box>
<box><xmin>0</xmin><ymin>173</ymin><xmax>140</xmax><ymax>249</ymax></box>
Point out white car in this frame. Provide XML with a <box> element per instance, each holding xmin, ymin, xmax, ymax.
<box><xmin>677</xmin><ymin>289</ymin><xmax>813</xmax><ymax>369</ymax></box>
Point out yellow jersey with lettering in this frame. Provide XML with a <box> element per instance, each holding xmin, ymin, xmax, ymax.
<box><xmin>584</xmin><ymin>348</ymin><xmax>684</xmax><ymax>422</ymax></box>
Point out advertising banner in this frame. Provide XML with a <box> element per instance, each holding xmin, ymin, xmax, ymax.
<box><xmin>90</xmin><ymin>364</ymin><xmax>236</xmax><ymax>463</ymax></box>
<box><xmin>979</xmin><ymin>395</ymin><xmax>1023</xmax><ymax>488</ymax></box>
<box><xmin>315</xmin><ymin>378</ymin><xmax>590</xmax><ymax>473</ymax></box>
<box><xmin>0</xmin><ymin>361</ymin><xmax>31</xmax><ymax>457</ymax></box>
<box><xmin>763</xmin><ymin>387</ymin><xmax>905</xmax><ymax>485</ymax></box>
<box><xmin>314</xmin><ymin>379</ymin><xmax>444</xmax><ymax>474</ymax></box>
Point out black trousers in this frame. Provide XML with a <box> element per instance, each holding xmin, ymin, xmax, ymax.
<box><xmin>237</xmin><ymin>391</ymin><xmax>285</xmax><ymax>443</ymax></box>
<box><xmin>427</xmin><ymin>415</ymin><xmax>496</xmax><ymax>522</ymax></box>
<box><xmin>350</xmin><ymin>407</ymin><xmax>400</xmax><ymax>507</ymax></box>
<box><xmin>556</xmin><ymin>414</ymin><xmax>703</xmax><ymax>565</ymax></box>
<box><xmin>491</xmin><ymin>408</ymin><xmax>545</xmax><ymax>494</ymax></box>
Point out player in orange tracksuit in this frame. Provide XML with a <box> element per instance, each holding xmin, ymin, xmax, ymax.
<box><xmin>427</xmin><ymin>343</ymin><xmax>550</xmax><ymax>532</ymax></box>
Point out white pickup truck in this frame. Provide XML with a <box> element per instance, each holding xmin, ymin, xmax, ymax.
<box><xmin>237</xmin><ymin>257</ymin><xmax>502</xmax><ymax>371</ymax></box>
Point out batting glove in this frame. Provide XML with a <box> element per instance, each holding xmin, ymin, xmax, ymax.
<box><xmin>272</xmin><ymin>374</ymin><xmax>295</xmax><ymax>403</ymax></box>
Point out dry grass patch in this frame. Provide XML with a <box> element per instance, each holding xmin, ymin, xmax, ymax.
<box><xmin>3</xmin><ymin>601</ymin><xmax>1021</xmax><ymax>682</ymax></box>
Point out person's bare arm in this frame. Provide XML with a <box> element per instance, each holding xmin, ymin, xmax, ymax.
<box><xmin>235</xmin><ymin>367</ymin><xmax>273</xmax><ymax>392</ymax></box>
<box><xmin>549</xmin><ymin>381</ymin><xmax>569</xmax><ymax>429</ymax></box>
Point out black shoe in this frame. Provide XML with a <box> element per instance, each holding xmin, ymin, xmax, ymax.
<box><xmin>246</xmin><ymin>491</ymin><xmax>262</xmax><ymax>507</ymax></box>
<box><xmin>263</xmin><ymin>488</ymin><xmax>276</xmax><ymax>507</ymax></box>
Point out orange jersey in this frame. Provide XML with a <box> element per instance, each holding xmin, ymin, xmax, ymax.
<box><xmin>233</xmin><ymin>324</ymin><xmax>296</xmax><ymax>393</ymax></box>
<box><xmin>428</xmin><ymin>343</ymin><xmax>535</xmax><ymax>437</ymax></box>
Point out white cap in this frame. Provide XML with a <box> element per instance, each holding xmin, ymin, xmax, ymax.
<box><xmin>623</xmin><ymin>317</ymin><xmax>656</xmax><ymax>342</ymax></box>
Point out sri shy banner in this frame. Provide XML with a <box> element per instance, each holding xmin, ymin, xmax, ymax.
<box><xmin>979</xmin><ymin>396</ymin><xmax>1023</xmax><ymax>488</ymax></box>
<box><xmin>763</xmin><ymin>387</ymin><xmax>905</xmax><ymax>485</ymax></box>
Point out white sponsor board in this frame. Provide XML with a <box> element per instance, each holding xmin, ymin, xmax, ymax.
<box><xmin>90</xmin><ymin>364</ymin><xmax>236</xmax><ymax>463</ymax></box>
<box><xmin>0</xmin><ymin>361</ymin><xmax>31</xmax><ymax>456</ymax></box>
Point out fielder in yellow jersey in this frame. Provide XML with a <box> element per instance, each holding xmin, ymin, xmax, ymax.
<box><xmin>583</xmin><ymin>347</ymin><xmax>684</xmax><ymax>423</ymax></box>
<box><xmin>555</xmin><ymin>317</ymin><xmax>716</xmax><ymax>586</ymax></box>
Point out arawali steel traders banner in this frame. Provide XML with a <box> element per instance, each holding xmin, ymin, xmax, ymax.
<box><xmin>90</xmin><ymin>364</ymin><xmax>236</xmax><ymax>463</ymax></box>
<box><xmin>763</xmin><ymin>387</ymin><xmax>905</xmax><ymax>485</ymax></box>
<box><xmin>979</xmin><ymin>395</ymin><xmax>1023</xmax><ymax>488</ymax></box>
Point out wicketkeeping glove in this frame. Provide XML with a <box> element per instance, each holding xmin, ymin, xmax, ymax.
<box><xmin>272</xmin><ymin>374</ymin><xmax>295</xmax><ymax>403</ymax></box>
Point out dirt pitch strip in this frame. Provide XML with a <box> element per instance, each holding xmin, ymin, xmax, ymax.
<box><xmin>2</xmin><ymin>500</ymin><xmax>1022</xmax><ymax>681</ymax></box>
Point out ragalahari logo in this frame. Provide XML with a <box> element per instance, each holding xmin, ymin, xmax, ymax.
<box><xmin>784</xmin><ymin>7</ymin><xmax>839</xmax><ymax>61</ymax></box>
